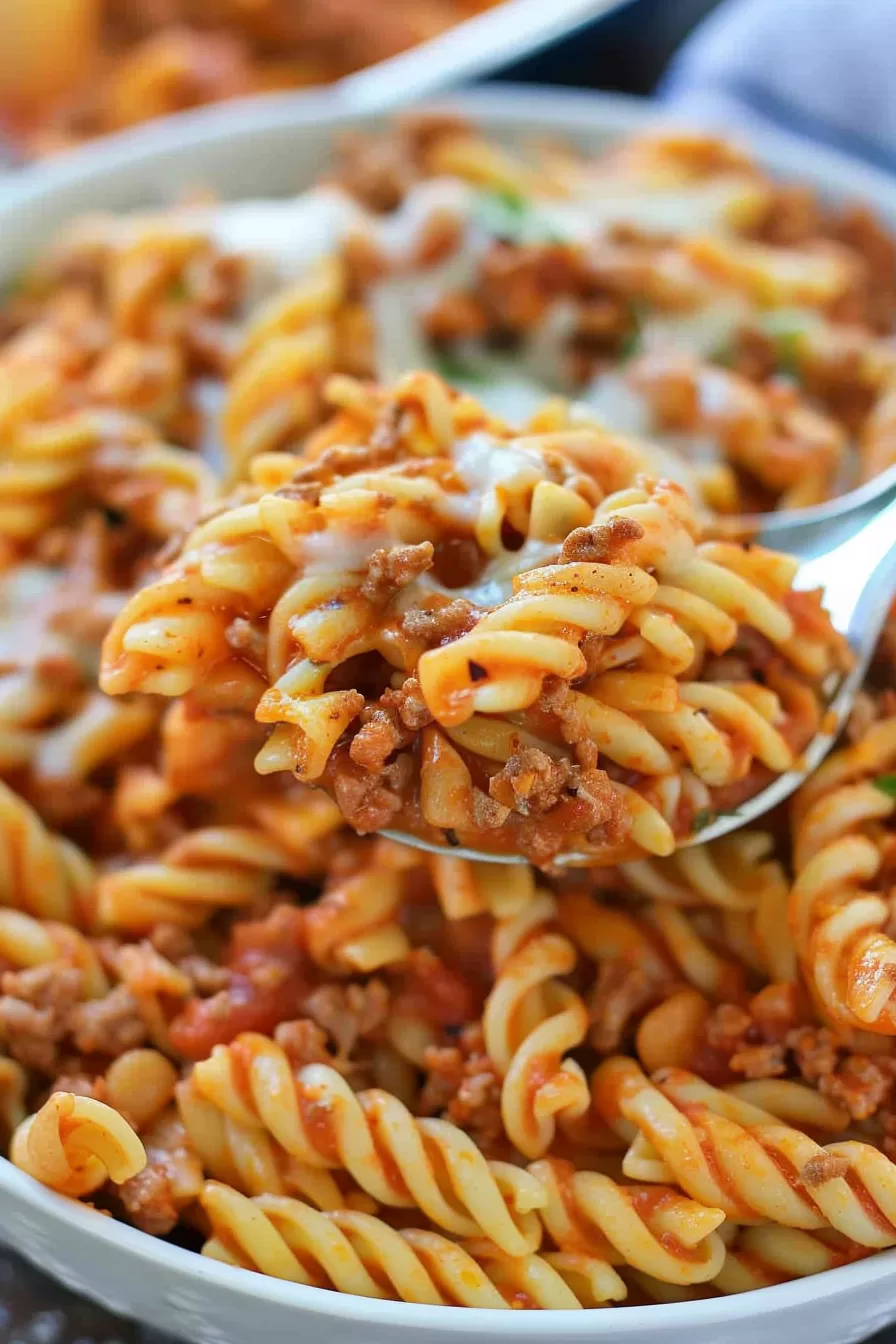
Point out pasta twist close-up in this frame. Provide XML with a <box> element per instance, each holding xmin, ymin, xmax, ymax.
<box><xmin>10</xmin><ymin>1091</ymin><xmax>146</xmax><ymax>1197</ymax></box>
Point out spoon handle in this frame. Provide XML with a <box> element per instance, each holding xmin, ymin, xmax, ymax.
<box><xmin>795</xmin><ymin>494</ymin><xmax>896</xmax><ymax>649</ymax></box>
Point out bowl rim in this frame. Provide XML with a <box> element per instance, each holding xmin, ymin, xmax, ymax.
<box><xmin>3</xmin><ymin>1155</ymin><xmax>896</xmax><ymax>1332</ymax></box>
<box><xmin>4</xmin><ymin>81</ymin><xmax>896</xmax><ymax>1331</ymax></box>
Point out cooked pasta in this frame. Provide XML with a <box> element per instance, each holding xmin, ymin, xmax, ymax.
<box><xmin>10</xmin><ymin>1091</ymin><xmax>146</xmax><ymax>1197</ymax></box>
<box><xmin>0</xmin><ymin>2</ymin><xmax>508</xmax><ymax>161</ymax></box>
<box><xmin>0</xmin><ymin>780</ymin><xmax>95</xmax><ymax>924</ymax></box>
<box><xmin>791</xmin><ymin>710</ymin><xmax>896</xmax><ymax>1034</ymax></box>
<box><xmin>483</xmin><ymin>895</ymin><xmax>589</xmax><ymax>1157</ymax></box>
<box><xmin>5</xmin><ymin>115</ymin><xmax>896</xmax><ymax>1319</ymax></box>
<box><xmin>592</xmin><ymin>1058</ymin><xmax>896</xmax><ymax>1247</ymax></box>
<box><xmin>100</xmin><ymin>372</ymin><xmax>845</xmax><ymax>863</ymax></box>
<box><xmin>190</xmin><ymin>1034</ymin><xmax>546</xmax><ymax>1255</ymax></box>
<box><xmin>199</xmin><ymin>1181</ymin><xmax>620</xmax><ymax>1307</ymax></box>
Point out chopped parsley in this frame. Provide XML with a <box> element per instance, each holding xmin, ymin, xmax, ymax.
<box><xmin>762</xmin><ymin>310</ymin><xmax>812</xmax><ymax>380</ymax></box>
<box><xmin>431</xmin><ymin>349</ymin><xmax>491</xmax><ymax>385</ymax></box>
<box><xmin>619</xmin><ymin>301</ymin><xmax>648</xmax><ymax>361</ymax></box>
<box><xmin>167</xmin><ymin>275</ymin><xmax>188</xmax><ymax>301</ymax></box>
<box><xmin>474</xmin><ymin>187</ymin><xmax>531</xmax><ymax>242</ymax></box>
<box><xmin>874</xmin><ymin>774</ymin><xmax>896</xmax><ymax>798</ymax></box>
<box><xmin>692</xmin><ymin>807</ymin><xmax>741</xmax><ymax>833</ymax></box>
<box><xmin>473</xmin><ymin>188</ymin><xmax>565</xmax><ymax>246</ymax></box>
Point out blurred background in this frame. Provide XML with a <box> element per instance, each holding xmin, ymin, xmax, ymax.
<box><xmin>0</xmin><ymin>0</ymin><xmax>721</xmax><ymax>160</ymax></box>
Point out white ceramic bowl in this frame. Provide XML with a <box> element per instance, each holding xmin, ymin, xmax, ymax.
<box><xmin>4</xmin><ymin>85</ymin><xmax>896</xmax><ymax>1344</ymax></box>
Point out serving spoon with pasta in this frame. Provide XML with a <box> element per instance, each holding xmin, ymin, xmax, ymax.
<box><xmin>380</xmin><ymin>472</ymin><xmax>896</xmax><ymax>866</ymax></box>
<box><xmin>371</xmin><ymin>288</ymin><xmax>896</xmax><ymax>863</ymax></box>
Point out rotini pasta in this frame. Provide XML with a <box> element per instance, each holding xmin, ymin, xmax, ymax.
<box><xmin>791</xmin><ymin>711</ymin><xmax>896</xmax><ymax>1033</ymax></box>
<box><xmin>593</xmin><ymin>1058</ymin><xmax>896</xmax><ymax>1247</ymax></box>
<box><xmin>5</xmin><ymin>115</ymin><xmax>896</xmax><ymax>1321</ymax></box>
<box><xmin>199</xmin><ymin>1181</ymin><xmax>615</xmax><ymax>1307</ymax></box>
<box><xmin>10</xmin><ymin>1091</ymin><xmax>146</xmax><ymax>1197</ymax></box>
<box><xmin>100</xmin><ymin>372</ymin><xmax>844</xmax><ymax>864</ymax></box>
<box><xmin>189</xmin><ymin>1033</ymin><xmax>546</xmax><ymax>1255</ymax></box>
<box><xmin>483</xmin><ymin>895</ymin><xmax>590</xmax><ymax>1157</ymax></box>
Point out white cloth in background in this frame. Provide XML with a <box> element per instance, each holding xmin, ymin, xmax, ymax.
<box><xmin>660</xmin><ymin>0</ymin><xmax>896</xmax><ymax>174</ymax></box>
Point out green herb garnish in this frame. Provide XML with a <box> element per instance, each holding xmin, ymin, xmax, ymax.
<box><xmin>775</xmin><ymin>330</ymin><xmax>802</xmax><ymax>379</ymax></box>
<box><xmin>474</xmin><ymin>188</ymin><xmax>531</xmax><ymax>242</ymax></box>
<box><xmin>432</xmin><ymin>349</ymin><xmax>491</xmax><ymax>385</ymax></box>
<box><xmin>167</xmin><ymin>276</ymin><xmax>188</xmax><ymax>301</ymax></box>
<box><xmin>618</xmin><ymin>328</ymin><xmax>642</xmax><ymax>360</ymax></box>
<box><xmin>619</xmin><ymin>301</ymin><xmax>649</xmax><ymax>361</ymax></box>
<box><xmin>874</xmin><ymin>774</ymin><xmax>896</xmax><ymax>798</ymax></box>
<box><xmin>762</xmin><ymin>310</ymin><xmax>812</xmax><ymax>380</ymax></box>
<box><xmin>473</xmin><ymin>188</ymin><xmax>566</xmax><ymax>246</ymax></box>
<box><xmin>692</xmin><ymin>807</ymin><xmax>741</xmax><ymax>833</ymax></box>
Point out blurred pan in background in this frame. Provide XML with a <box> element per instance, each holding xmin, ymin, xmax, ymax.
<box><xmin>0</xmin><ymin>0</ymin><xmax>506</xmax><ymax>156</ymax></box>
<box><xmin>0</xmin><ymin>0</ymin><xmax>721</xmax><ymax>162</ymax></box>
<box><xmin>0</xmin><ymin>0</ymin><xmax>648</xmax><ymax>160</ymax></box>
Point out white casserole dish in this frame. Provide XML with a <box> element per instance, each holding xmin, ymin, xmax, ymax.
<box><xmin>3</xmin><ymin>84</ymin><xmax>896</xmax><ymax>1344</ymax></box>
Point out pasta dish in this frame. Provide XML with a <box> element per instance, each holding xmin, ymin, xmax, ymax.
<box><xmin>2</xmin><ymin>115</ymin><xmax>896</xmax><ymax>1312</ymax></box>
<box><xmin>0</xmin><ymin>0</ymin><xmax>503</xmax><ymax>159</ymax></box>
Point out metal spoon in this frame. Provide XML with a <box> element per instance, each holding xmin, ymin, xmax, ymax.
<box><xmin>380</xmin><ymin>489</ymin><xmax>896</xmax><ymax>865</ymax></box>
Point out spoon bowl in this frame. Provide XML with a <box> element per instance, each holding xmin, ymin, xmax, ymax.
<box><xmin>383</xmin><ymin>489</ymin><xmax>896</xmax><ymax>865</ymax></box>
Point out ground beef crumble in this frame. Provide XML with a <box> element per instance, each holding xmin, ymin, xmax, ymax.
<box><xmin>0</xmin><ymin>966</ymin><xmax>84</xmax><ymax>1073</ymax></box>
<box><xmin>118</xmin><ymin>1163</ymin><xmax>181</xmax><ymax>1236</ymax></box>
<box><xmin>400</xmin><ymin>598</ymin><xmax>479</xmax><ymax>648</ymax></box>
<box><xmin>274</xmin><ymin>1017</ymin><xmax>335</xmax><ymax>1068</ymax></box>
<box><xmin>349</xmin><ymin>682</ymin><xmax>432</xmax><ymax>774</ymax></box>
<box><xmin>69</xmin><ymin>985</ymin><xmax>148</xmax><ymax>1057</ymax></box>
<box><xmin>488</xmin><ymin>748</ymin><xmax>574</xmax><ymax>817</ymax></box>
<box><xmin>693</xmin><ymin>991</ymin><xmax>896</xmax><ymax>1142</ymax></box>
<box><xmin>420</xmin><ymin>1024</ymin><xmax>504</xmax><ymax>1156</ymax></box>
<box><xmin>360</xmin><ymin>542</ymin><xmax>433</xmax><ymax>602</ymax></box>
<box><xmin>303</xmin><ymin>980</ymin><xmax>390</xmax><ymax>1059</ymax></box>
<box><xmin>330</xmin><ymin>749</ymin><xmax>413</xmax><ymax>832</ymax></box>
<box><xmin>559</xmin><ymin>516</ymin><xmax>645</xmax><ymax>564</ymax></box>
<box><xmin>276</xmin><ymin>439</ymin><xmax>400</xmax><ymax>505</ymax></box>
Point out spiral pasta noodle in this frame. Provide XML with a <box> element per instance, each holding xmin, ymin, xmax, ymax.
<box><xmin>714</xmin><ymin>1227</ymin><xmax>870</xmax><ymax>1295</ymax></box>
<box><xmin>190</xmin><ymin>1032</ymin><xmax>546</xmax><ymax>1254</ymax></box>
<box><xmin>0</xmin><ymin>907</ymin><xmax>107</xmax><ymax>993</ymax></box>
<box><xmin>200</xmin><ymin>1181</ymin><xmax>619</xmax><ymax>1308</ymax></box>
<box><xmin>96</xmin><ymin>821</ymin><xmax>322</xmax><ymax>933</ymax></box>
<box><xmin>10</xmin><ymin>1091</ymin><xmax>146</xmax><ymax>1197</ymax></box>
<box><xmin>593</xmin><ymin>1058</ymin><xmax>896</xmax><ymax>1247</ymax></box>
<box><xmin>0</xmin><ymin>779</ymin><xmax>95</xmax><ymax>924</ymax></box>
<box><xmin>223</xmin><ymin>257</ymin><xmax>355</xmax><ymax>479</ymax></box>
<box><xmin>483</xmin><ymin>894</ymin><xmax>589</xmax><ymax>1158</ymax></box>
<box><xmin>791</xmin><ymin>713</ymin><xmax>896</xmax><ymax>1033</ymax></box>
<box><xmin>175</xmin><ymin>1075</ymin><xmax>361</xmax><ymax>1209</ymax></box>
<box><xmin>100</xmin><ymin>372</ymin><xmax>843</xmax><ymax>864</ymax></box>
<box><xmin>531</xmin><ymin>1157</ymin><xmax>727</xmax><ymax>1285</ymax></box>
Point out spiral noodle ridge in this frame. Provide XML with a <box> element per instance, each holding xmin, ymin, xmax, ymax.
<box><xmin>791</xmin><ymin>714</ymin><xmax>896</xmax><ymax>1032</ymax></box>
<box><xmin>531</xmin><ymin>1156</ymin><xmax>727</xmax><ymax>1285</ymax></box>
<box><xmin>10</xmin><ymin>1091</ymin><xmax>146</xmax><ymax>1197</ymax></box>
<box><xmin>199</xmin><ymin>1181</ymin><xmax>621</xmax><ymax>1308</ymax></box>
<box><xmin>593</xmin><ymin>1058</ymin><xmax>896</xmax><ymax>1247</ymax></box>
<box><xmin>483</xmin><ymin>894</ymin><xmax>590</xmax><ymax>1158</ymax></box>
<box><xmin>0</xmin><ymin>779</ymin><xmax>95</xmax><ymax>924</ymax></box>
<box><xmin>190</xmin><ymin>1032</ymin><xmax>546</xmax><ymax>1254</ymax></box>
